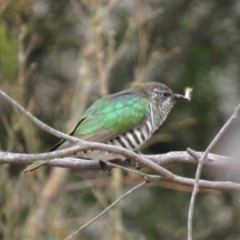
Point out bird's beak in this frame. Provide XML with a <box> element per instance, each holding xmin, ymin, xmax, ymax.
<box><xmin>174</xmin><ymin>94</ymin><xmax>188</xmax><ymax>101</ymax></box>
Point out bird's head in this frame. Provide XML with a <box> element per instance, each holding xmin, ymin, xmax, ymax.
<box><xmin>136</xmin><ymin>82</ymin><xmax>189</xmax><ymax>120</ymax></box>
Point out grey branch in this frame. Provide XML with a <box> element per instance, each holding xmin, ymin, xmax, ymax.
<box><xmin>0</xmin><ymin>150</ymin><xmax>230</xmax><ymax>168</ymax></box>
<box><xmin>65</xmin><ymin>181</ymin><xmax>146</xmax><ymax>240</ymax></box>
<box><xmin>0</xmin><ymin>150</ymin><xmax>238</xmax><ymax>192</ymax></box>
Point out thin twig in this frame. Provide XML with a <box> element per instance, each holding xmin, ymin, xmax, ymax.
<box><xmin>64</xmin><ymin>181</ymin><xmax>146</xmax><ymax>240</ymax></box>
<box><xmin>187</xmin><ymin>103</ymin><xmax>240</xmax><ymax>240</ymax></box>
<box><xmin>0</xmin><ymin>88</ymin><xmax>82</xmax><ymax>145</ymax></box>
<box><xmin>0</xmin><ymin>152</ymin><xmax>239</xmax><ymax>191</ymax></box>
<box><xmin>100</xmin><ymin>159</ymin><xmax>160</xmax><ymax>181</ymax></box>
<box><xmin>0</xmin><ymin>147</ymin><xmax>86</xmax><ymax>162</ymax></box>
<box><xmin>146</xmin><ymin>152</ymin><xmax>230</xmax><ymax>168</ymax></box>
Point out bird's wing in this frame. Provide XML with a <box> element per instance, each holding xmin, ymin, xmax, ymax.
<box><xmin>73</xmin><ymin>92</ymin><xmax>150</xmax><ymax>142</ymax></box>
<box><xmin>50</xmin><ymin>92</ymin><xmax>150</xmax><ymax>148</ymax></box>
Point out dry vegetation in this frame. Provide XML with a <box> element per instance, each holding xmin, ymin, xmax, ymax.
<box><xmin>0</xmin><ymin>0</ymin><xmax>240</xmax><ymax>239</ymax></box>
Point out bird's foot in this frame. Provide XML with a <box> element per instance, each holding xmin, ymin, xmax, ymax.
<box><xmin>99</xmin><ymin>160</ymin><xmax>112</xmax><ymax>172</ymax></box>
<box><xmin>126</xmin><ymin>158</ymin><xmax>141</xmax><ymax>170</ymax></box>
<box><xmin>134</xmin><ymin>162</ymin><xmax>141</xmax><ymax>170</ymax></box>
<box><xmin>133</xmin><ymin>150</ymin><xmax>142</xmax><ymax>170</ymax></box>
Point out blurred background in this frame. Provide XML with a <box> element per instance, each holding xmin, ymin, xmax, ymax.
<box><xmin>0</xmin><ymin>0</ymin><xmax>240</xmax><ymax>239</ymax></box>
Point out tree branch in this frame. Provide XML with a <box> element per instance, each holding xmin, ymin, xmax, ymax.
<box><xmin>0</xmin><ymin>151</ymin><xmax>230</xmax><ymax>168</ymax></box>
<box><xmin>187</xmin><ymin>103</ymin><xmax>240</xmax><ymax>240</ymax></box>
<box><xmin>64</xmin><ymin>181</ymin><xmax>146</xmax><ymax>240</ymax></box>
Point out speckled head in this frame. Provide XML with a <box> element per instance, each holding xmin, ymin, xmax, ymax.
<box><xmin>133</xmin><ymin>82</ymin><xmax>187</xmax><ymax>120</ymax></box>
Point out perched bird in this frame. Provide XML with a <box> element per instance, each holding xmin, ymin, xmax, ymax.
<box><xmin>23</xmin><ymin>82</ymin><xmax>189</xmax><ymax>173</ymax></box>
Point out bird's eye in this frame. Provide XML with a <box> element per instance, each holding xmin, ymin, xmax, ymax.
<box><xmin>163</xmin><ymin>92</ymin><xmax>171</xmax><ymax>98</ymax></box>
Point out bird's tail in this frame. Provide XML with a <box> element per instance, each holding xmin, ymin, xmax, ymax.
<box><xmin>22</xmin><ymin>139</ymin><xmax>66</xmax><ymax>174</ymax></box>
<box><xmin>22</xmin><ymin>160</ymin><xmax>50</xmax><ymax>174</ymax></box>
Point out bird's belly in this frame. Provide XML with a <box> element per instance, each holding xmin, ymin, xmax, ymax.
<box><xmin>76</xmin><ymin>121</ymin><xmax>153</xmax><ymax>161</ymax></box>
<box><xmin>76</xmin><ymin>149</ymin><xmax>126</xmax><ymax>161</ymax></box>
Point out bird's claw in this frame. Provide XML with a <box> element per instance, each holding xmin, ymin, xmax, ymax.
<box><xmin>99</xmin><ymin>160</ymin><xmax>111</xmax><ymax>171</ymax></box>
<box><xmin>135</xmin><ymin>162</ymin><xmax>141</xmax><ymax>170</ymax></box>
<box><xmin>126</xmin><ymin>159</ymin><xmax>141</xmax><ymax>170</ymax></box>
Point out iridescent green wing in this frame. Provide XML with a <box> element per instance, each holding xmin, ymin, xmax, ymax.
<box><xmin>73</xmin><ymin>92</ymin><xmax>150</xmax><ymax>142</ymax></box>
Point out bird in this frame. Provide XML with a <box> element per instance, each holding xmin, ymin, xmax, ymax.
<box><xmin>23</xmin><ymin>81</ymin><xmax>189</xmax><ymax>173</ymax></box>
